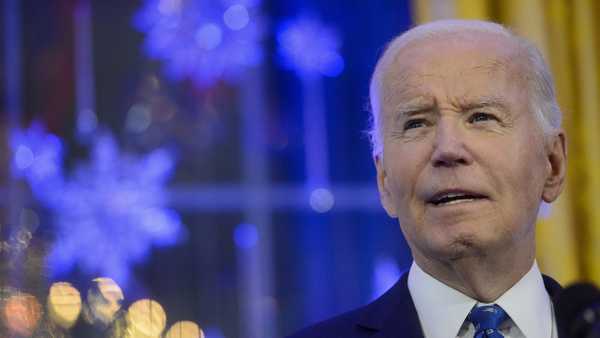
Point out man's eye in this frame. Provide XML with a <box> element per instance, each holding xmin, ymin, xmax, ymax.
<box><xmin>403</xmin><ymin>119</ymin><xmax>427</xmax><ymax>130</ymax></box>
<box><xmin>468</xmin><ymin>112</ymin><xmax>498</xmax><ymax>123</ymax></box>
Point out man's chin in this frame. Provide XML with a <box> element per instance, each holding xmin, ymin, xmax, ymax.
<box><xmin>430</xmin><ymin>236</ymin><xmax>486</xmax><ymax>262</ymax></box>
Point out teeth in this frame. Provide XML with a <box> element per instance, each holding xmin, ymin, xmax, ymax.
<box><xmin>439</xmin><ymin>198</ymin><xmax>474</xmax><ymax>205</ymax></box>
<box><xmin>432</xmin><ymin>193</ymin><xmax>480</xmax><ymax>205</ymax></box>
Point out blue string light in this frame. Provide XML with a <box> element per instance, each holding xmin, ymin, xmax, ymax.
<box><xmin>133</xmin><ymin>0</ymin><xmax>265</xmax><ymax>88</ymax></box>
<box><xmin>10</xmin><ymin>122</ymin><xmax>64</xmax><ymax>192</ymax></box>
<box><xmin>277</xmin><ymin>16</ymin><xmax>344</xmax><ymax>77</ymax></box>
<box><xmin>10</xmin><ymin>124</ymin><xmax>184</xmax><ymax>285</ymax></box>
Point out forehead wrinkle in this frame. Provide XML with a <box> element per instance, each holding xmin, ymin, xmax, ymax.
<box><xmin>393</xmin><ymin>96</ymin><xmax>436</xmax><ymax>115</ymax></box>
<box><xmin>470</xmin><ymin>56</ymin><xmax>510</xmax><ymax>74</ymax></box>
<box><xmin>382</xmin><ymin>70</ymin><xmax>441</xmax><ymax>108</ymax></box>
<box><xmin>453</xmin><ymin>94</ymin><xmax>511</xmax><ymax>112</ymax></box>
<box><xmin>382</xmin><ymin>67</ymin><xmax>413</xmax><ymax>100</ymax></box>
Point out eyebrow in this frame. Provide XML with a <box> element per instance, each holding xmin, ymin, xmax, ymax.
<box><xmin>392</xmin><ymin>97</ymin><xmax>436</xmax><ymax>118</ymax></box>
<box><xmin>457</xmin><ymin>96</ymin><xmax>510</xmax><ymax>112</ymax></box>
<box><xmin>392</xmin><ymin>95</ymin><xmax>510</xmax><ymax>120</ymax></box>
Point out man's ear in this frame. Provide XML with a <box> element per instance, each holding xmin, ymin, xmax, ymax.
<box><xmin>374</xmin><ymin>155</ymin><xmax>398</xmax><ymax>218</ymax></box>
<box><xmin>542</xmin><ymin>130</ymin><xmax>567</xmax><ymax>203</ymax></box>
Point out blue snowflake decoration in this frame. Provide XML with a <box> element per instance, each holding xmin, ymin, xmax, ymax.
<box><xmin>133</xmin><ymin>0</ymin><xmax>265</xmax><ymax>87</ymax></box>
<box><xmin>10</xmin><ymin>123</ymin><xmax>184</xmax><ymax>286</ymax></box>
<box><xmin>277</xmin><ymin>16</ymin><xmax>344</xmax><ymax>77</ymax></box>
<box><xmin>10</xmin><ymin>122</ymin><xmax>64</xmax><ymax>195</ymax></box>
<box><xmin>46</xmin><ymin>133</ymin><xmax>183</xmax><ymax>284</ymax></box>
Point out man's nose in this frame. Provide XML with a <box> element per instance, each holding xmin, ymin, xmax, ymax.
<box><xmin>430</xmin><ymin>119</ymin><xmax>472</xmax><ymax>167</ymax></box>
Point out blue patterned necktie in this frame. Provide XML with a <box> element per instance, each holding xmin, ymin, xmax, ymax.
<box><xmin>468</xmin><ymin>304</ymin><xmax>508</xmax><ymax>338</ymax></box>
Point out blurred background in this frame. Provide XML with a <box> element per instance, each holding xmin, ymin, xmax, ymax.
<box><xmin>0</xmin><ymin>0</ymin><xmax>599</xmax><ymax>337</ymax></box>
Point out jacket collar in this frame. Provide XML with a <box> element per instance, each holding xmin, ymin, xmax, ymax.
<box><xmin>354</xmin><ymin>271</ymin><xmax>563</xmax><ymax>338</ymax></box>
<box><xmin>356</xmin><ymin>271</ymin><xmax>424</xmax><ymax>338</ymax></box>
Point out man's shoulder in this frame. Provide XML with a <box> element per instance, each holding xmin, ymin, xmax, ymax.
<box><xmin>285</xmin><ymin>271</ymin><xmax>424</xmax><ymax>338</ymax></box>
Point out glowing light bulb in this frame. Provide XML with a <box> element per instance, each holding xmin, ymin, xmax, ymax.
<box><xmin>48</xmin><ymin>282</ymin><xmax>82</xmax><ymax>329</ymax></box>
<box><xmin>2</xmin><ymin>293</ymin><xmax>42</xmax><ymax>337</ymax></box>
<box><xmin>234</xmin><ymin>223</ymin><xmax>258</xmax><ymax>249</ymax></box>
<box><xmin>125</xmin><ymin>299</ymin><xmax>167</xmax><ymax>337</ymax></box>
<box><xmin>195</xmin><ymin>24</ymin><xmax>223</xmax><ymax>50</ymax></box>
<box><xmin>309</xmin><ymin>188</ymin><xmax>335</xmax><ymax>213</ymax></box>
<box><xmin>15</xmin><ymin>145</ymin><xmax>35</xmax><ymax>170</ymax></box>
<box><xmin>223</xmin><ymin>4</ymin><xmax>249</xmax><ymax>30</ymax></box>
<box><xmin>85</xmin><ymin>277</ymin><xmax>124</xmax><ymax>326</ymax></box>
<box><xmin>165</xmin><ymin>321</ymin><xmax>204</xmax><ymax>338</ymax></box>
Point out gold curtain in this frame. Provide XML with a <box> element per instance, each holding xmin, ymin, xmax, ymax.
<box><xmin>412</xmin><ymin>0</ymin><xmax>600</xmax><ymax>285</ymax></box>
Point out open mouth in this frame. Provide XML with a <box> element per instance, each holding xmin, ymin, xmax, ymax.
<box><xmin>427</xmin><ymin>190</ymin><xmax>488</xmax><ymax>206</ymax></box>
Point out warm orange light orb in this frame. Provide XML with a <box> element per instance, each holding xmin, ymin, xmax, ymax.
<box><xmin>2</xmin><ymin>293</ymin><xmax>42</xmax><ymax>337</ymax></box>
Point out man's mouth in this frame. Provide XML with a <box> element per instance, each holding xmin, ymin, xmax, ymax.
<box><xmin>427</xmin><ymin>190</ymin><xmax>488</xmax><ymax>206</ymax></box>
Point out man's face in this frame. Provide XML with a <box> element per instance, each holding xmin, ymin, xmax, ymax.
<box><xmin>375</xmin><ymin>33</ymin><xmax>566</xmax><ymax>263</ymax></box>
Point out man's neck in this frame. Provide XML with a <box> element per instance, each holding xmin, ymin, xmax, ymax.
<box><xmin>413</xmin><ymin>247</ymin><xmax>535</xmax><ymax>302</ymax></box>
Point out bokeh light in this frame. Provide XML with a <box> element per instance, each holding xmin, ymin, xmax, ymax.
<box><xmin>133</xmin><ymin>0</ymin><xmax>265</xmax><ymax>87</ymax></box>
<box><xmin>1</xmin><ymin>293</ymin><xmax>42</xmax><ymax>337</ymax></box>
<box><xmin>11</xmin><ymin>122</ymin><xmax>184</xmax><ymax>287</ymax></box>
<box><xmin>44</xmin><ymin>133</ymin><xmax>183</xmax><ymax>285</ymax></box>
<box><xmin>126</xmin><ymin>104</ymin><xmax>153</xmax><ymax>133</ymax></box>
<box><xmin>10</xmin><ymin>122</ymin><xmax>64</xmax><ymax>188</ymax></box>
<box><xmin>223</xmin><ymin>4</ymin><xmax>249</xmax><ymax>30</ymax></box>
<box><xmin>77</xmin><ymin>108</ymin><xmax>99</xmax><ymax>135</ymax></box>
<box><xmin>48</xmin><ymin>282</ymin><xmax>82</xmax><ymax>329</ymax></box>
<box><xmin>165</xmin><ymin>321</ymin><xmax>204</xmax><ymax>338</ymax></box>
<box><xmin>125</xmin><ymin>299</ymin><xmax>167</xmax><ymax>337</ymax></box>
<box><xmin>84</xmin><ymin>277</ymin><xmax>124</xmax><ymax>327</ymax></box>
<box><xmin>277</xmin><ymin>16</ymin><xmax>344</xmax><ymax>77</ymax></box>
<box><xmin>309</xmin><ymin>188</ymin><xmax>335</xmax><ymax>213</ymax></box>
<box><xmin>14</xmin><ymin>145</ymin><xmax>34</xmax><ymax>169</ymax></box>
<box><xmin>233</xmin><ymin>223</ymin><xmax>258</xmax><ymax>249</ymax></box>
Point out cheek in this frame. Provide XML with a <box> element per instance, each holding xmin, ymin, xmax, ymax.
<box><xmin>384</xmin><ymin>147</ymin><xmax>430</xmax><ymax>205</ymax></box>
<box><xmin>487</xmin><ymin>142</ymin><xmax>547</xmax><ymax>228</ymax></box>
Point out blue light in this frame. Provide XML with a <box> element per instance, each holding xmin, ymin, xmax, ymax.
<box><xmin>309</xmin><ymin>188</ymin><xmax>335</xmax><ymax>213</ymax></box>
<box><xmin>277</xmin><ymin>16</ymin><xmax>344</xmax><ymax>77</ymax></box>
<box><xmin>10</xmin><ymin>122</ymin><xmax>64</xmax><ymax>189</ymax></box>
<box><xmin>318</xmin><ymin>51</ymin><xmax>344</xmax><ymax>77</ymax></box>
<box><xmin>371</xmin><ymin>256</ymin><xmax>401</xmax><ymax>299</ymax></box>
<box><xmin>126</xmin><ymin>104</ymin><xmax>152</xmax><ymax>133</ymax></box>
<box><xmin>204</xmin><ymin>326</ymin><xmax>226</xmax><ymax>338</ymax></box>
<box><xmin>195</xmin><ymin>23</ymin><xmax>223</xmax><ymax>50</ymax></box>
<box><xmin>45</xmin><ymin>133</ymin><xmax>184</xmax><ymax>284</ymax></box>
<box><xmin>133</xmin><ymin>0</ymin><xmax>265</xmax><ymax>88</ymax></box>
<box><xmin>14</xmin><ymin>145</ymin><xmax>34</xmax><ymax>170</ymax></box>
<box><xmin>77</xmin><ymin>109</ymin><xmax>98</xmax><ymax>135</ymax></box>
<box><xmin>11</xmin><ymin>123</ymin><xmax>184</xmax><ymax>286</ymax></box>
<box><xmin>223</xmin><ymin>4</ymin><xmax>249</xmax><ymax>30</ymax></box>
<box><xmin>234</xmin><ymin>223</ymin><xmax>258</xmax><ymax>249</ymax></box>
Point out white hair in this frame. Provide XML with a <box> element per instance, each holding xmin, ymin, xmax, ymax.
<box><xmin>368</xmin><ymin>19</ymin><xmax>562</xmax><ymax>157</ymax></box>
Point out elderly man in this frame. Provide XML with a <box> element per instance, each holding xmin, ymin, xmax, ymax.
<box><xmin>288</xmin><ymin>19</ymin><xmax>567</xmax><ymax>338</ymax></box>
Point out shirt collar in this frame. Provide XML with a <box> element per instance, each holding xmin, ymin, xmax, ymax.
<box><xmin>407</xmin><ymin>260</ymin><xmax>553</xmax><ymax>338</ymax></box>
<box><xmin>493</xmin><ymin>261</ymin><xmax>553</xmax><ymax>338</ymax></box>
<box><xmin>408</xmin><ymin>262</ymin><xmax>476</xmax><ymax>338</ymax></box>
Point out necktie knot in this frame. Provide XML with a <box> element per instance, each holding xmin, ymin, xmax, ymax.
<box><xmin>468</xmin><ymin>304</ymin><xmax>508</xmax><ymax>338</ymax></box>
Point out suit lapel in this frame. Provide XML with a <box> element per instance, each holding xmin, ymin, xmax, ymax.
<box><xmin>542</xmin><ymin>274</ymin><xmax>564</xmax><ymax>337</ymax></box>
<box><xmin>356</xmin><ymin>272</ymin><xmax>425</xmax><ymax>338</ymax></box>
<box><xmin>354</xmin><ymin>272</ymin><xmax>562</xmax><ymax>338</ymax></box>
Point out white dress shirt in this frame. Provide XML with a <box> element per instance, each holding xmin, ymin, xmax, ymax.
<box><xmin>407</xmin><ymin>260</ymin><xmax>557</xmax><ymax>338</ymax></box>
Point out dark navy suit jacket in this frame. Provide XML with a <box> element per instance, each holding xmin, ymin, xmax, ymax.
<box><xmin>287</xmin><ymin>272</ymin><xmax>563</xmax><ymax>338</ymax></box>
